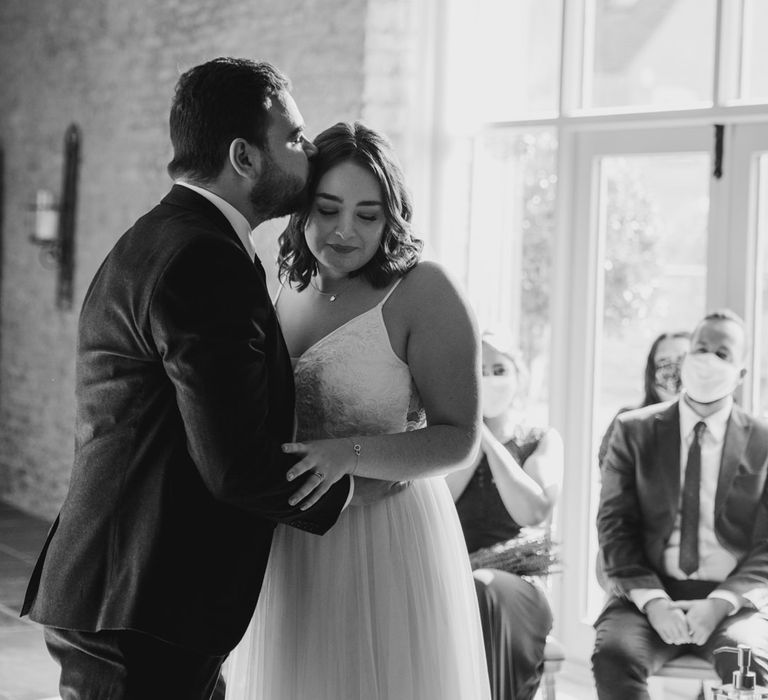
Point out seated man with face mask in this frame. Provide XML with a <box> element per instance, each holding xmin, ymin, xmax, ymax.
<box><xmin>592</xmin><ymin>309</ymin><xmax>768</xmax><ymax>700</ymax></box>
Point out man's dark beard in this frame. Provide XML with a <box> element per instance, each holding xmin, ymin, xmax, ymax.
<box><xmin>249</xmin><ymin>152</ymin><xmax>309</xmax><ymax>222</ymax></box>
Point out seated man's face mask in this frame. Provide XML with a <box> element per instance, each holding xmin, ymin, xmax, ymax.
<box><xmin>681</xmin><ymin>352</ymin><xmax>741</xmax><ymax>404</ymax></box>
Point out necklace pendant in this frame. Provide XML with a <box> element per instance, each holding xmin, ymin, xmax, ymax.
<box><xmin>329</xmin><ymin>295</ymin><xmax>337</xmax><ymax>302</ymax></box>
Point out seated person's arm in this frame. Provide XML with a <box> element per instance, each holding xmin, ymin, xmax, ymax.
<box><xmin>712</xmin><ymin>461</ymin><xmax>768</xmax><ymax>612</ymax></box>
<box><xmin>629</xmin><ymin>589</ymin><xmax>670</xmax><ymax>612</ymax></box>
<box><xmin>482</xmin><ymin>424</ymin><xmax>563</xmax><ymax>527</ymax></box>
<box><xmin>598</xmin><ymin>418</ymin><xmax>664</xmax><ymax>592</ymax></box>
<box><xmin>445</xmin><ymin>453</ymin><xmax>480</xmax><ymax>502</ymax></box>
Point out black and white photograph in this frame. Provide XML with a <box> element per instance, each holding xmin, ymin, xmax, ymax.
<box><xmin>2</xmin><ymin>1</ymin><xmax>768</xmax><ymax>699</ymax></box>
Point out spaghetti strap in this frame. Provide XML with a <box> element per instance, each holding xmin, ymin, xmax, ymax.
<box><xmin>377</xmin><ymin>277</ymin><xmax>403</xmax><ymax>308</ymax></box>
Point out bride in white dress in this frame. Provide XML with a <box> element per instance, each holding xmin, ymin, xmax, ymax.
<box><xmin>225</xmin><ymin>122</ymin><xmax>491</xmax><ymax>700</ymax></box>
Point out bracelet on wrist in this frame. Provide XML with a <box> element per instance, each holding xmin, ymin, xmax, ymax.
<box><xmin>349</xmin><ymin>439</ymin><xmax>362</xmax><ymax>474</ymax></box>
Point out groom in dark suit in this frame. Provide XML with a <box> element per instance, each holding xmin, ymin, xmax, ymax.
<box><xmin>593</xmin><ymin>309</ymin><xmax>768</xmax><ymax>699</ymax></box>
<box><xmin>21</xmin><ymin>58</ymin><xmax>354</xmax><ymax>699</ymax></box>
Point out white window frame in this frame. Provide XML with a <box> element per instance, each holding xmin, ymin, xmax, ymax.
<box><xmin>406</xmin><ymin>0</ymin><xmax>768</xmax><ymax>683</ymax></box>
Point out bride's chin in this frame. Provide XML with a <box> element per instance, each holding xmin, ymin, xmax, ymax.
<box><xmin>316</xmin><ymin>259</ymin><xmax>358</xmax><ymax>279</ymax></box>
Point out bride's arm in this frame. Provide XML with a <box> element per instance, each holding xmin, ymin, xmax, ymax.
<box><xmin>284</xmin><ymin>261</ymin><xmax>481</xmax><ymax>509</ymax></box>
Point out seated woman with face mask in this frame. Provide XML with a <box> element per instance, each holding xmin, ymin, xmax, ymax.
<box><xmin>598</xmin><ymin>330</ymin><xmax>692</xmax><ymax>471</ymax></box>
<box><xmin>595</xmin><ymin>330</ymin><xmax>693</xmax><ymax>592</ymax></box>
<box><xmin>445</xmin><ymin>330</ymin><xmax>564</xmax><ymax>700</ymax></box>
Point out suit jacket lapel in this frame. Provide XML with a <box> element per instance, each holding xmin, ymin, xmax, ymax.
<box><xmin>716</xmin><ymin>405</ymin><xmax>751</xmax><ymax>516</ymax></box>
<box><xmin>655</xmin><ymin>402</ymin><xmax>682</xmax><ymax>531</ymax></box>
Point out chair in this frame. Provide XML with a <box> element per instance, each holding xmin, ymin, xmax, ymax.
<box><xmin>651</xmin><ymin>654</ymin><xmax>719</xmax><ymax>699</ymax></box>
<box><xmin>540</xmin><ymin>635</ymin><xmax>566</xmax><ymax>700</ymax></box>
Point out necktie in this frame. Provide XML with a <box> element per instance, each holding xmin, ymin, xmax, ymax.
<box><xmin>679</xmin><ymin>421</ymin><xmax>706</xmax><ymax>576</ymax></box>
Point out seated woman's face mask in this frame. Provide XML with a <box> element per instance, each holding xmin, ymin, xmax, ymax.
<box><xmin>481</xmin><ymin>375</ymin><xmax>517</xmax><ymax>418</ymax></box>
<box><xmin>654</xmin><ymin>357</ymin><xmax>684</xmax><ymax>400</ymax></box>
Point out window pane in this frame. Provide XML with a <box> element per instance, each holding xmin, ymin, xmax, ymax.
<box><xmin>586</xmin><ymin>0</ymin><xmax>716</xmax><ymax>110</ymax></box>
<box><xmin>742</xmin><ymin>0</ymin><xmax>768</xmax><ymax>102</ymax></box>
<box><xmin>756</xmin><ymin>156</ymin><xmax>768</xmax><ymax>418</ymax></box>
<box><xmin>444</xmin><ymin>0</ymin><xmax>562</xmax><ymax>126</ymax></box>
<box><xmin>595</xmin><ymin>153</ymin><xmax>709</xmax><ymax>429</ymax></box>
<box><xmin>587</xmin><ymin>152</ymin><xmax>710</xmax><ymax>617</ymax></box>
<box><xmin>468</xmin><ymin>129</ymin><xmax>557</xmax><ymax>423</ymax></box>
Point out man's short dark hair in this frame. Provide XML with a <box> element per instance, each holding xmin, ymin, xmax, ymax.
<box><xmin>167</xmin><ymin>57</ymin><xmax>290</xmax><ymax>182</ymax></box>
<box><xmin>700</xmin><ymin>308</ymin><xmax>746</xmax><ymax>329</ymax></box>
<box><xmin>695</xmin><ymin>308</ymin><xmax>749</xmax><ymax>360</ymax></box>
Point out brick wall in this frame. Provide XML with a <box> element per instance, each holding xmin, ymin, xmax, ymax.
<box><xmin>0</xmin><ymin>0</ymin><xmax>427</xmax><ymax>518</ymax></box>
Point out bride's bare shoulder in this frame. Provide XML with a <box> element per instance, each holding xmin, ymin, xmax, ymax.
<box><xmin>397</xmin><ymin>260</ymin><xmax>470</xmax><ymax>310</ymax></box>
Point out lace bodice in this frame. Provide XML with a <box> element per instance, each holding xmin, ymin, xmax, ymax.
<box><xmin>291</xmin><ymin>282</ymin><xmax>425</xmax><ymax>441</ymax></box>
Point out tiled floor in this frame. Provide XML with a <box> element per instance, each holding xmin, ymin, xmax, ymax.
<box><xmin>0</xmin><ymin>501</ymin><xmax>59</xmax><ymax>700</ymax></box>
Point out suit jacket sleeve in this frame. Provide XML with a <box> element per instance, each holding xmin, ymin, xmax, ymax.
<box><xmin>716</xmin><ymin>419</ymin><xmax>768</xmax><ymax>608</ymax></box>
<box><xmin>718</xmin><ymin>505</ymin><xmax>768</xmax><ymax>609</ymax></box>
<box><xmin>597</xmin><ymin>416</ymin><xmax>665</xmax><ymax>596</ymax></box>
<box><xmin>150</xmin><ymin>234</ymin><xmax>349</xmax><ymax>533</ymax></box>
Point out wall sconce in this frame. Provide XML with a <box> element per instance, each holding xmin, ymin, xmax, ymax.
<box><xmin>29</xmin><ymin>123</ymin><xmax>81</xmax><ymax>310</ymax></box>
<box><xmin>30</xmin><ymin>189</ymin><xmax>59</xmax><ymax>247</ymax></box>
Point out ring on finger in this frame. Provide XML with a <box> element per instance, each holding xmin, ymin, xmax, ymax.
<box><xmin>311</xmin><ymin>470</ymin><xmax>325</xmax><ymax>480</ymax></box>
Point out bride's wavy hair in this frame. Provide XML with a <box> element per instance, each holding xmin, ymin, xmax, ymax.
<box><xmin>278</xmin><ymin>121</ymin><xmax>423</xmax><ymax>290</ymax></box>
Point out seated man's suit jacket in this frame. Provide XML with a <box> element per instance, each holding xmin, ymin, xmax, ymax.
<box><xmin>598</xmin><ymin>400</ymin><xmax>768</xmax><ymax>611</ymax></box>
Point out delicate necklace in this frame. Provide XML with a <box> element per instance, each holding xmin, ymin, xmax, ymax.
<box><xmin>310</xmin><ymin>276</ymin><xmax>354</xmax><ymax>302</ymax></box>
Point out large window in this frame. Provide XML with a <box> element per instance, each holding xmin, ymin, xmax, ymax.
<box><xmin>595</xmin><ymin>152</ymin><xmax>709</xmax><ymax>440</ymax></box>
<box><xmin>586</xmin><ymin>0</ymin><xmax>716</xmax><ymax>110</ymax></box>
<box><xmin>751</xmin><ymin>149</ymin><xmax>768</xmax><ymax>418</ymax></box>
<box><xmin>438</xmin><ymin>1</ymin><xmax>563</xmax><ymax>423</ymax></box>
<box><xmin>466</xmin><ymin>129</ymin><xmax>557</xmax><ymax>423</ymax></box>
<box><xmin>736</xmin><ymin>0</ymin><xmax>768</xmax><ymax>102</ymax></box>
<box><xmin>585</xmin><ymin>138</ymin><xmax>712</xmax><ymax>619</ymax></box>
<box><xmin>442</xmin><ymin>0</ymin><xmax>563</xmax><ymax>124</ymax></box>
<box><xmin>434</xmin><ymin>0</ymin><xmax>768</xmax><ymax>674</ymax></box>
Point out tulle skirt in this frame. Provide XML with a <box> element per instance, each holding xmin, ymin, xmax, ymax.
<box><xmin>224</xmin><ymin>477</ymin><xmax>491</xmax><ymax>700</ymax></box>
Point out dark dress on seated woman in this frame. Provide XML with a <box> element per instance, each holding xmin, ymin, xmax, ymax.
<box><xmin>455</xmin><ymin>426</ymin><xmax>554</xmax><ymax>700</ymax></box>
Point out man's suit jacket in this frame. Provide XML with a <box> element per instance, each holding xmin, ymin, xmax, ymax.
<box><xmin>22</xmin><ymin>185</ymin><xmax>351</xmax><ymax>654</ymax></box>
<box><xmin>598</xmin><ymin>400</ymin><xmax>768</xmax><ymax>610</ymax></box>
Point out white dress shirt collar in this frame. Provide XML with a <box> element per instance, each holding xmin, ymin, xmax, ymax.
<box><xmin>679</xmin><ymin>393</ymin><xmax>733</xmax><ymax>444</ymax></box>
<box><xmin>175</xmin><ymin>181</ymin><xmax>255</xmax><ymax>261</ymax></box>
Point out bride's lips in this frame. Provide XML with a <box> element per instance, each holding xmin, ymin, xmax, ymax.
<box><xmin>328</xmin><ymin>244</ymin><xmax>357</xmax><ymax>254</ymax></box>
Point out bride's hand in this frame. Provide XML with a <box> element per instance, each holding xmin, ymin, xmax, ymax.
<box><xmin>283</xmin><ymin>438</ymin><xmax>356</xmax><ymax>510</ymax></box>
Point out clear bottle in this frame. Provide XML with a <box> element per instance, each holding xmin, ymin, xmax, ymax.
<box><xmin>712</xmin><ymin>645</ymin><xmax>768</xmax><ymax>699</ymax></box>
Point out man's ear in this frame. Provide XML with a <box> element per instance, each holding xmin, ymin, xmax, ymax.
<box><xmin>229</xmin><ymin>138</ymin><xmax>262</xmax><ymax>180</ymax></box>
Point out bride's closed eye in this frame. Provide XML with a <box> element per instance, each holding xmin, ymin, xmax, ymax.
<box><xmin>315</xmin><ymin>207</ymin><xmax>379</xmax><ymax>223</ymax></box>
